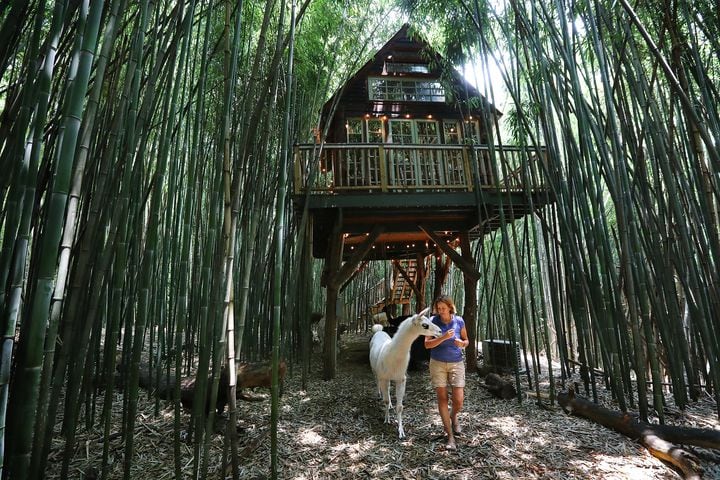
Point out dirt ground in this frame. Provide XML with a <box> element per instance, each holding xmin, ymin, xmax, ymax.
<box><xmin>48</xmin><ymin>333</ymin><xmax>720</xmax><ymax>479</ymax></box>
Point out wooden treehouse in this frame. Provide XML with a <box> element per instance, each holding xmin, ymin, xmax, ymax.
<box><xmin>292</xmin><ymin>24</ymin><xmax>553</xmax><ymax>378</ymax></box>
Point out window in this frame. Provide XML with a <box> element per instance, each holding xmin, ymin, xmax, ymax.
<box><xmin>366</xmin><ymin>118</ymin><xmax>384</xmax><ymax>143</ymax></box>
<box><xmin>443</xmin><ymin>121</ymin><xmax>461</xmax><ymax>144</ymax></box>
<box><xmin>387</xmin><ymin>119</ymin><xmax>439</xmax><ymax>144</ymax></box>
<box><xmin>416</xmin><ymin>120</ymin><xmax>439</xmax><ymax>144</ymax></box>
<box><xmin>388</xmin><ymin>120</ymin><xmax>413</xmax><ymax>144</ymax></box>
<box><xmin>346</xmin><ymin>118</ymin><xmax>386</xmax><ymax>143</ymax></box>
<box><xmin>463</xmin><ymin>119</ymin><xmax>481</xmax><ymax>143</ymax></box>
<box><xmin>385</xmin><ymin>62</ymin><xmax>430</xmax><ymax>74</ymax></box>
<box><xmin>368</xmin><ymin>77</ymin><xmax>445</xmax><ymax>102</ymax></box>
<box><xmin>346</xmin><ymin>118</ymin><xmax>363</xmax><ymax>142</ymax></box>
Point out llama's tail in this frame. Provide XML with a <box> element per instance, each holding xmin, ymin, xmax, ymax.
<box><xmin>372</xmin><ymin>324</ymin><xmax>384</xmax><ymax>333</ymax></box>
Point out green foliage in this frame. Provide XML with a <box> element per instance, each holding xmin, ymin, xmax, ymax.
<box><xmin>0</xmin><ymin>0</ymin><xmax>719</xmax><ymax>477</ymax></box>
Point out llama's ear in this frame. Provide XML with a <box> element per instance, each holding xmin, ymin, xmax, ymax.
<box><xmin>417</xmin><ymin>307</ymin><xmax>430</xmax><ymax>317</ymax></box>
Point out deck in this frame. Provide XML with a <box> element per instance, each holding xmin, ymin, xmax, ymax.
<box><xmin>292</xmin><ymin>143</ymin><xmax>553</xmax><ymax>260</ymax></box>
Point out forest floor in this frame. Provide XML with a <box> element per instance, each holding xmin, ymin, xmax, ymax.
<box><xmin>48</xmin><ymin>332</ymin><xmax>720</xmax><ymax>479</ymax></box>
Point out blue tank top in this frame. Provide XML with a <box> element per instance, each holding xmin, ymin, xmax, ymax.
<box><xmin>430</xmin><ymin>314</ymin><xmax>465</xmax><ymax>363</ymax></box>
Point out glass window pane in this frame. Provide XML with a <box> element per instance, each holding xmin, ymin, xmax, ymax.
<box><xmin>385</xmin><ymin>62</ymin><xmax>430</xmax><ymax>74</ymax></box>
<box><xmin>366</xmin><ymin>119</ymin><xmax>384</xmax><ymax>143</ymax></box>
<box><xmin>417</xmin><ymin>120</ymin><xmax>439</xmax><ymax>144</ymax></box>
<box><xmin>443</xmin><ymin>121</ymin><xmax>461</xmax><ymax>144</ymax></box>
<box><xmin>346</xmin><ymin>118</ymin><xmax>363</xmax><ymax>142</ymax></box>
<box><xmin>463</xmin><ymin>120</ymin><xmax>480</xmax><ymax>143</ymax></box>
<box><xmin>367</xmin><ymin>77</ymin><xmax>445</xmax><ymax>103</ymax></box>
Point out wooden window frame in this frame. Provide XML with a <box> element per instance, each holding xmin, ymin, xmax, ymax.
<box><xmin>368</xmin><ymin>77</ymin><xmax>445</xmax><ymax>102</ymax></box>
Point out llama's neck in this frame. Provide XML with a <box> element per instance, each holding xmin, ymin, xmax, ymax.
<box><xmin>389</xmin><ymin>318</ymin><xmax>419</xmax><ymax>353</ymax></box>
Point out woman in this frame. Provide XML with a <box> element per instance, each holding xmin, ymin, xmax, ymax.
<box><xmin>424</xmin><ymin>295</ymin><xmax>469</xmax><ymax>450</ymax></box>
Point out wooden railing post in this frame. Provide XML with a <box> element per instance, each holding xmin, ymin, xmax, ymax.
<box><xmin>379</xmin><ymin>145</ymin><xmax>388</xmax><ymax>192</ymax></box>
<box><xmin>462</xmin><ymin>146</ymin><xmax>473</xmax><ymax>192</ymax></box>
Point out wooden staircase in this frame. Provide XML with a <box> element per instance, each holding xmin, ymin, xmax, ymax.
<box><xmin>366</xmin><ymin>259</ymin><xmax>417</xmax><ymax>316</ymax></box>
<box><xmin>390</xmin><ymin>259</ymin><xmax>416</xmax><ymax>305</ymax></box>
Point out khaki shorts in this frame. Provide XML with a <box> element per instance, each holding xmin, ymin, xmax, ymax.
<box><xmin>429</xmin><ymin>358</ymin><xmax>466</xmax><ymax>388</ymax></box>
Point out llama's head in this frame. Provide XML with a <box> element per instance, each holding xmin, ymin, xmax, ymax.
<box><xmin>411</xmin><ymin>307</ymin><xmax>442</xmax><ymax>337</ymax></box>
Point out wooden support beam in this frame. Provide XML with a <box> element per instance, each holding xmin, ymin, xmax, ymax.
<box><xmin>419</xmin><ymin>224</ymin><xmax>480</xmax><ymax>281</ymax></box>
<box><xmin>322</xmin><ymin>210</ymin><xmax>343</xmax><ymax>379</ymax></box>
<box><xmin>321</xmin><ymin>210</ymin><xmax>343</xmax><ymax>288</ymax></box>
<box><xmin>340</xmin><ymin>260</ymin><xmax>369</xmax><ymax>293</ymax></box>
<box><xmin>433</xmin><ymin>251</ymin><xmax>452</xmax><ymax>301</ymax></box>
<box><xmin>327</xmin><ymin>224</ymin><xmax>385</xmax><ymax>290</ymax></box>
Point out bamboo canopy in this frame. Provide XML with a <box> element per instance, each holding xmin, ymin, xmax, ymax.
<box><xmin>0</xmin><ymin>0</ymin><xmax>718</xmax><ymax>478</ymax></box>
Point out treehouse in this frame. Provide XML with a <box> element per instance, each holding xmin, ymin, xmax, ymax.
<box><xmin>294</xmin><ymin>24</ymin><xmax>551</xmax><ymax>264</ymax></box>
<box><xmin>293</xmin><ymin>25</ymin><xmax>553</xmax><ymax>376</ymax></box>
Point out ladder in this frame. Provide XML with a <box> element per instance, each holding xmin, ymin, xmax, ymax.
<box><xmin>390</xmin><ymin>259</ymin><xmax>416</xmax><ymax>305</ymax></box>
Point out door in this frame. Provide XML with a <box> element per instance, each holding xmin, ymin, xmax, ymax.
<box><xmin>387</xmin><ymin>119</ymin><xmax>440</xmax><ymax>187</ymax></box>
<box><xmin>388</xmin><ymin>120</ymin><xmax>414</xmax><ymax>187</ymax></box>
<box><xmin>415</xmin><ymin>120</ymin><xmax>440</xmax><ymax>184</ymax></box>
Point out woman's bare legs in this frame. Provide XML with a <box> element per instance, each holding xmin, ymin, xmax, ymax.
<box><xmin>435</xmin><ymin>386</ymin><xmax>455</xmax><ymax>449</ymax></box>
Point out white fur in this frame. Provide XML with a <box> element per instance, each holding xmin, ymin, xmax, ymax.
<box><xmin>369</xmin><ymin>307</ymin><xmax>441</xmax><ymax>438</ymax></box>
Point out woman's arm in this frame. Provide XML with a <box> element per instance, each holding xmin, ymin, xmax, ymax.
<box><xmin>453</xmin><ymin>325</ymin><xmax>469</xmax><ymax>349</ymax></box>
<box><xmin>425</xmin><ymin>329</ymin><xmax>454</xmax><ymax>349</ymax></box>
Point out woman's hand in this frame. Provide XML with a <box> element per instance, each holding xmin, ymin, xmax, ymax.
<box><xmin>444</xmin><ymin>329</ymin><xmax>455</xmax><ymax>340</ymax></box>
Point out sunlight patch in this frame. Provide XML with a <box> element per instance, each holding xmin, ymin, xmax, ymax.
<box><xmin>487</xmin><ymin>416</ymin><xmax>520</xmax><ymax>434</ymax></box>
<box><xmin>297</xmin><ymin>428</ymin><xmax>326</xmax><ymax>446</ymax></box>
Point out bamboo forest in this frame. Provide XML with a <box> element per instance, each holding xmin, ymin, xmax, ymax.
<box><xmin>1</xmin><ymin>0</ymin><xmax>719</xmax><ymax>478</ymax></box>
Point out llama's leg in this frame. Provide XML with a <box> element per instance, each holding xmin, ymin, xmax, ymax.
<box><xmin>378</xmin><ymin>379</ymin><xmax>391</xmax><ymax>424</ymax></box>
<box><xmin>395</xmin><ymin>376</ymin><xmax>406</xmax><ymax>438</ymax></box>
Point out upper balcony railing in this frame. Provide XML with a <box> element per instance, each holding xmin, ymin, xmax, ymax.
<box><xmin>293</xmin><ymin>143</ymin><xmax>548</xmax><ymax>195</ymax></box>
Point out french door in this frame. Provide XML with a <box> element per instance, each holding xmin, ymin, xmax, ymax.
<box><xmin>387</xmin><ymin>119</ymin><xmax>440</xmax><ymax>187</ymax></box>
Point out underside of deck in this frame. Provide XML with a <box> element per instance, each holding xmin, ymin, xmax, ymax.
<box><xmin>297</xmin><ymin>190</ymin><xmax>552</xmax><ymax>260</ymax></box>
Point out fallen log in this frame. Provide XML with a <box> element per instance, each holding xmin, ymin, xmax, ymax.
<box><xmin>558</xmin><ymin>388</ymin><xmax>718</xmax><ymax>479</ymax></box>
<box><xmin>232</xmin><ymin>359</ymin><xmax>288</xmax><ymax>390</ymax></box>
<box><xmin>116</xmin><ymin>359</ymin><xmax>287</xmax><ymax>412</ymax></box>
<box><xmin>482</xmin><ymin>372</ymin><xmax>517</xmax><ymax>400</ymax></box>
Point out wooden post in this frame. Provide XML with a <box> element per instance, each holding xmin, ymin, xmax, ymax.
<box><xmin>321</xmin><ymin>212</ymin><xmax>343</xmax><ymax>380</ymax></box>
<box><xmin>462</xmin><ymin>146</ymin><xmax>473</xmax><ymax>191</ymax></box>
<box><xmin>419</xmin><ymin>225</ymin><xmax>480</xmax><ymax>281</ymax></box>
<box><xmin>323</xmin><ymin>283</ymin><xmax>340</xmax><ymax>380</ymax></box>
<box><xmin>323</xmin><ymin>224</ymin><xmax>384</xmax><ymax>379</ymax></box>
<box><xmin>378</xmin><ymin>145</ymin><xmax>388</xmax><ymax>192</ymax></box>
<box><xmin>415</xmin><ymin>253</ymin><xmax>427</xmax><ymax>311</ymax></box>
<box><xmin>433</xmin><ymin>251</ymin><xmax>451</xmax><ymax>302</ymax></box>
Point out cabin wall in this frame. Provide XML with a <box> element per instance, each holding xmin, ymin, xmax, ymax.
<box><xmin>322</xmin><ymin>27</ymin><xmax>495</xmax><ymax>145</ymax></box>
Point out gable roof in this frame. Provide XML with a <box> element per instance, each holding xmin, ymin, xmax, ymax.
<box><xmin>320</xmin><ymin>23</ymin><xmax>500</xmax><ymax>124</ymax></box>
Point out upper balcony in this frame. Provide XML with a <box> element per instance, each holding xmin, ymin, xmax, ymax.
<box><xmin>294</xmin><ymin>143</ymin><xmax>549</xmax><ymax>194</ymax></box>
<box><xmin>292</xmin><ymin>143</ymin><xmax>553</xmax><ymax>260</ymax></box>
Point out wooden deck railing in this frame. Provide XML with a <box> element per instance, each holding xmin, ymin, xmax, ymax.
<box><xmin>293</xmin><ymin>143</ymin><xmax>548</xmax><ymax>195</ymax></box>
